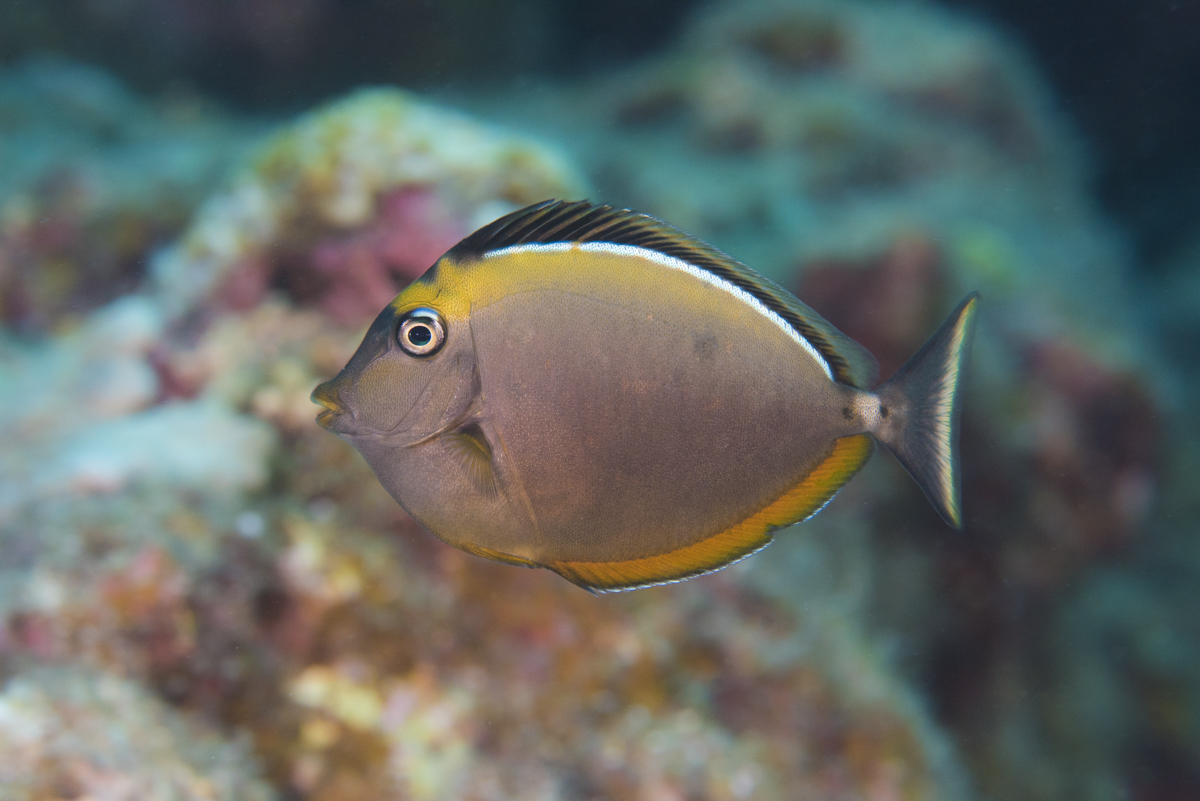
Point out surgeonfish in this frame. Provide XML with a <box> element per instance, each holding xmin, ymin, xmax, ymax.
<box><xmin>312</xmin><ymin>200</ymin><xmax>978</xmax><ymax>593</ymax></box>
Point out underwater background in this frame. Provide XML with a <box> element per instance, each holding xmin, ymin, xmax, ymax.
<box><xmin>1</xmin><ymin>0</ymin><xmax>1198</xmax><ymax>798</ymax></box>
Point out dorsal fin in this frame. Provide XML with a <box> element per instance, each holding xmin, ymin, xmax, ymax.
<box><xmin>450</xmin><ymin>200</ymin><xmax>878</xmax><ymax>388</ymax></box>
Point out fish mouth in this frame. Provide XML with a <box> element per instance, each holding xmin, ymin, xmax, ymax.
<box><xmin>311</xmin><ymin>382</ymin><xmax>348</xmax><ymax>430</ymax></box>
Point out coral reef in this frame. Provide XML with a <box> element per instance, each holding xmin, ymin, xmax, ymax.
<box><xmin>0</xmin><ymin>0</ymin><xmax>1192</xmax><ymax>799</ymax></box>
<box><xmin>1</xmin><ymin>293</ymin><xmax>965</xmax><ymax>797</ymax></box>
<box><xmin>482</xmin><ymin>0</ymin><xmax>1140</xmax><ymax>365</ymax></box>
<box><xmin>0</xmin><ymin>666</ymin><xmax>275</xmax><ymax>800</ymax></box>
<box><xmin>472</xmin><ymin>0</ymin><xmax>1175</xmax><ymax>797</ymax></box>
<box><xmin>151</xmin><ymin>87</ymin><xmax>587</xmax><ymax>327</ymax></box>
<box><xmin>0</xmin><ymin>57</ymin><xmax>257</xmax><ymax>334</ymax></box>
<box><xmin>796</xmin><ymin>239</ymin><xmax>1163</xmax><ymax>800</ymax></box>
<box><xmin>258</xmin><ymin>497</ymin><xmax>966</xmax><ymax>800</ymax></box>
<box><xmin>0</xmin><ymin>295</ymin><xmax>275</xmax><ymax>522</ymax></box>
<box><xmin>0</xmin><ymin>32</ymin><xmax>970</xmax><ymax>801</ymax></box>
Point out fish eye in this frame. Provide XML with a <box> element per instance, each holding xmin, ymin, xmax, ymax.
<box><xmin>397</xmin><ymin>308</ymin><xmax>446</xmax><ymax>357</ymax></box>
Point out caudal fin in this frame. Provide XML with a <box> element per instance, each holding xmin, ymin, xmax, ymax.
<box><xmin>872</xmin><ymin>293</ymin><xmax>979</xmax><ymax>528</ymax></box>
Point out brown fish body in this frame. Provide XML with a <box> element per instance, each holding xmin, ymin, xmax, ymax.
<box><xmin>314</xmin><ymin>201</ymin><xmax>977</xmax><ymax>592</ymax></box>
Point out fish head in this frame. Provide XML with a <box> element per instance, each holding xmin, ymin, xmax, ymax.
<box><xmin>312</xmin><ymin>293</ymin><xmax>469</xmax><ymax>445</ymax></box>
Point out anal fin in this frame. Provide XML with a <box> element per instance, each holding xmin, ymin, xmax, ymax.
<box><xmin>550</xmin><ymin>434</ymin><xmax>874</xmax><ymax>592</ymax></box>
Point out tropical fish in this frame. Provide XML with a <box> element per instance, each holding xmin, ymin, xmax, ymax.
<box><xmin>312</xmin><ymin>200</ymin><xmax>978</xmax><ymax>593</ymax></box>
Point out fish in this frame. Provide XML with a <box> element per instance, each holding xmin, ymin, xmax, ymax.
<box><xmin>312</xmin><ymin>199</ymin><xmax>978</xmax><ymax>593</ymax></box>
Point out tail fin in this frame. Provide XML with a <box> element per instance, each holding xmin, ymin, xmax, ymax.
<box><xmin>872</xmin><ymin>293</ymin><xmax>979</xmax><ymax>528</ymax></box>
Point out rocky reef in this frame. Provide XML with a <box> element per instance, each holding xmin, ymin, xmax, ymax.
<box><xmin>481</xmin><ymin>3</ymin><xmax>1173</xmax><ymax>795</ymax></box>
<box><xmin>0</xmin><ymin>57</ymin><xmax>258</xmax><ymax>335</ymax></box>
<box><xmin>150</xmin><ymin>87</ymin><xmax>586</xmax><ymax>327</ymax></box>
<box><xmin>0</xmin><ymin>666</ymin><xmax>274</xmax><ymax>800</ymax></box>
<box><xmin>0</xmin><ymin>0</ymin><xmax>1191</xmax><ymax>799</ymax></box>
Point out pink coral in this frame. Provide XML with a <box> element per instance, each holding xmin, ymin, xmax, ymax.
<box><xmin>307</xmin><ymin>187</ymin><xmax>467</xmax><ymax>326</ymax></box>
<box><xmin>796</xmin><ymin>235</ymin><xmax>946</xmax><ymax>379</ymax></box>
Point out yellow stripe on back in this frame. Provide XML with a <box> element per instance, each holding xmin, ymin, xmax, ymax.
<box><xmin>549</xmin><ymin>434</ymin><xmax>875</xmax><ymax>592</ymax></box>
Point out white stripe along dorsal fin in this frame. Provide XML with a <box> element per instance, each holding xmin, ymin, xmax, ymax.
<box><xmin>447</xmin><ymin>200</ymin><xmax>878</xmax><ymax>389</ymax></box>
<box><xmin>487</xmin><ymin>240</ymin><xmax>834</xmax><ymax>380</ymax></box>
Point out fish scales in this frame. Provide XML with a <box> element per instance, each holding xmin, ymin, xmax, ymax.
<box><xmin>313</xmin><ymin>200</ymin><xmax>979</xmax><ymax>592</ymax></box>
<box><xmin>468</xmin><ymin>246</ymin><xmax>843</xmax><ymax>563</ymax></box>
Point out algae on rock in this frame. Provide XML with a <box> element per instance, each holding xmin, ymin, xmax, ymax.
<box><xmin>0</xmin><ymin>667</ymin><xmax>276</xmax><ymax>801</ymax></box>
<box><xmin>151</xmin><ymin>87</ymin><xmax>588</xmax><ymax>325</ymax></box>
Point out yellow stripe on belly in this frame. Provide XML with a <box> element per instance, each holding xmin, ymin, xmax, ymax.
<box><xmin>549</xmin><ymin>434</ymin><xmax>875</xmax><ymax>592</ymax></box>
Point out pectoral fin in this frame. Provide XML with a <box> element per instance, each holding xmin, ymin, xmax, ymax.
<box><xmin>457</xmin><ymin>541</ymin><xmax>540</xmax><ymax>568</ymax></box>
<box><xmin>442</xmin><ymin>422</ymin><xmax>499</xmax><ymax>499</ymax></box>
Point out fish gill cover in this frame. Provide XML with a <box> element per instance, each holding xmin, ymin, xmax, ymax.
<box><xmin>0</xmin><ymin>1</ymin><xmax>1192</xmax><ymax>800</ymax></box>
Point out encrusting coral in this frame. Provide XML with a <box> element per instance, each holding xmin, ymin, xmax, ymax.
<box><xmin>472</xmin><ymin>0</ymin><xmax>1173</xmax><ymax>797</ymax></box>
<box><xmin>0</xmin><ymin>36</ymin><xmax>971</xmax><ymax>801</ymax></box>
<box><xmin>0</xmin><ymin>666</ymin><xmax>275</xmax><ymax>801</ymax></box>
<box><xmin>0</xmin><ymin>0</ymin><xmax>1187</xmax><ymax>799</ymax></box>
<box><xmin>151</xmin><ymin>87</ymin><xmax>587</xmax><ymax>327</ymax></box>
<box><xmin>0</xmin><ymin>57</ymin><xmax>257</xmax><ymax>334</ymax></box>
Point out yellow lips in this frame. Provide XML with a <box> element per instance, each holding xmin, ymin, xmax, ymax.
<box><xmin>310</xmin><ymin>382</ymin><xmax>343</xmax><ymax>429</ymax></box>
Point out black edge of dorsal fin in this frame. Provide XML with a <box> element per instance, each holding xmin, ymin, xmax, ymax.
<box><xmin>448</xmin><ymin>199</ymin><xmax>580</xmax><ymax>259</ymax></box>
<box><xmin>449</xmin><ymin>199</ymin><xmax>879</xmax><ymax>388</ymax></box>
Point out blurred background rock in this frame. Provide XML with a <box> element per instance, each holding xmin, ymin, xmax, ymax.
<box><xmin>2</xmin><ymin>0</ymin><xmax>1196</xmax><ymax>270</ymax></box>
<box><xmin>1</xmin><ymin>1</ymin><xmax>1197</xmax><ymax>800</ymax></box>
